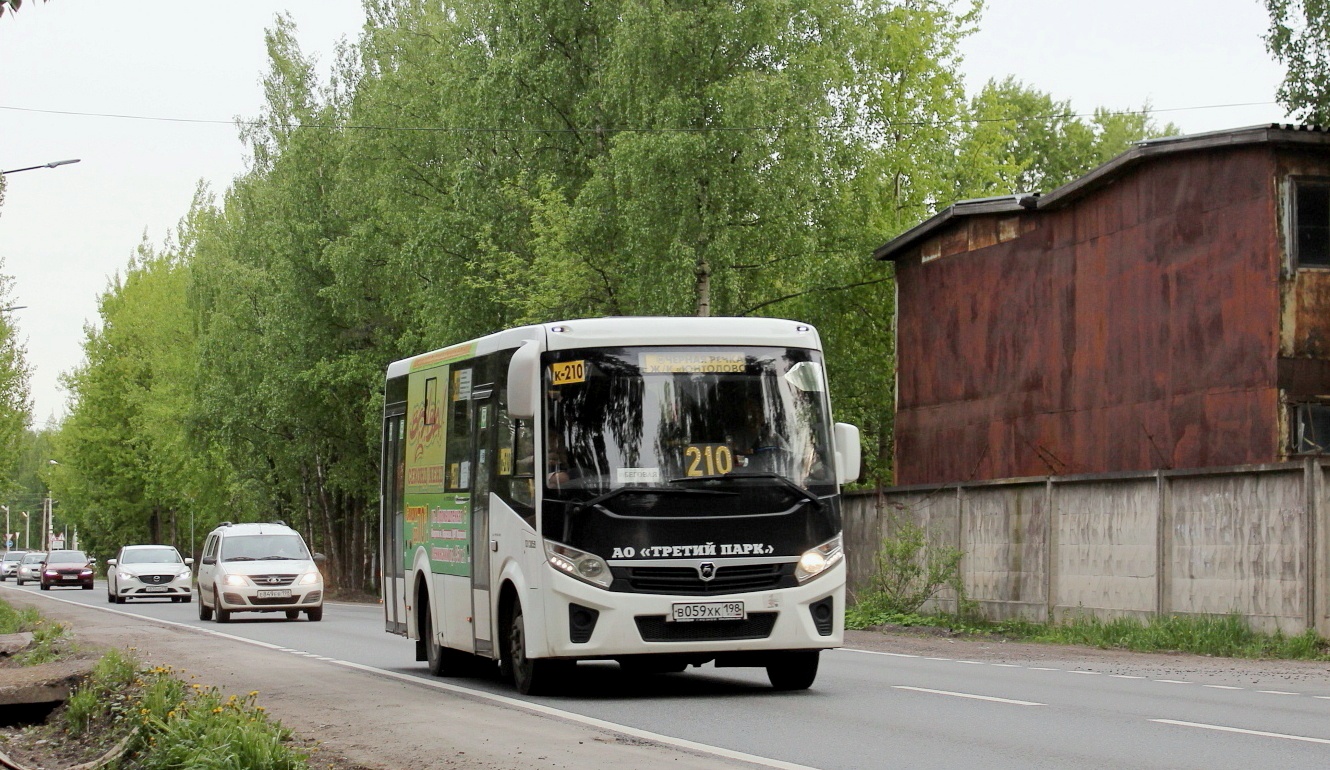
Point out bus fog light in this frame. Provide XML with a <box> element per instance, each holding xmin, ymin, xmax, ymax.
<box><xmin>794</xmin><ymin>535</ymin><xmax>843</xmax><ymax>583</ymax></box>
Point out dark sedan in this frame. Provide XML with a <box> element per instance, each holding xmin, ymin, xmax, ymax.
<box><xmin>39</xmin><ymin>549</ymin><xmax>95</xmax><ymax>590</ymax></box>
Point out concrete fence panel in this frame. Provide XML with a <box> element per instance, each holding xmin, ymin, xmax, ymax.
<box><xmin>846</xmin><ymin>459</ymin><xmax>1330</xmax><ymax>634</ymax></box>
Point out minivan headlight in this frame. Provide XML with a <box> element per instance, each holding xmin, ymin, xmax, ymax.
<box><xmin>544</xmin><ymin>540</ymin><xmax>612</xmax><ymax>589</ymax></box>
<box><xmin>298</xmin><ymin>571</ymin><xmax>321</xmax><ymax>586</ymax></box>
<box><xmin>222</xmin><ymin>573</ymin><xmax>248</xmax><ymax>587</ymax></box>
<box><xmin>794</xmin><ymin>534</ymin><xmax>843</xmax><ymax>583</ymax></box>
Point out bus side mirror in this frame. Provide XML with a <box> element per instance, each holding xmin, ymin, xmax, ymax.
<box><xmin>507</xmin><ymin>341</ymin><xmax>541</xmax><ymax>420</ymax></box>
<box><xmin>834</xmin><ymin>422</ymin><xmax>861</xmax><ymax>485</ymax></box>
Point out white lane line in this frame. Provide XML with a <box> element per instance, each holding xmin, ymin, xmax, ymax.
<box><xmin>1152</xmin><ymin>719</ymin><xmax>1330</xmax><ymax>745</ymax></box>
<box><xmin>1110</xmin><ymin>675</ymin><xmax>1145</xmax><ymax>680</ymax></box>
<box><xmin>1067</xmin><ymin>670</ymin><xmax>1101</xmax><ymax>676</ymax></box>
<box><xmin>1029</xmin><ymin>667</ymin><xmax>1061</xmax><ymax>671</ymax></box>
<box><xmin>894</xmin><ymin>686</ymin><xmax>1044</xmax><ymax>706</ymax></box>
<box><xmin>1315</xmin><ymin>696</ymin><xmax>1330</xmax><ymax>700</ymax></box>
<box><xmin>923</xmin><ymin>657</ymin><xmax>953</xmax><ymax>661</ymax></box>
<box><xmin>1256</xmin><ymin>690</ymin><xmax>1300</xmax><ymax>696</ymax></box>
<box><xmin>956</xmin><ymin>660</ymin><xmax>985</xmax><ymax>665</ymax></box>
<box><xmin>17</xmin><ymin>590</ymin><xmax>825</xmax><ymax>770</ymax></box>
<box><xmin>992</xmin><ymin>664</ymin><xmax>1022</xmax><ymax>668</ymax></box>
<box><xmin>837</xmin><ymin>649</ymin><xmax>919</xmax><ymax>659</ymax></box>
<box><xmin>1203</xmin><ymin>685</ymin><xmax>1244</xmax><ymax>690</ymax></box>
<box><xmin>1154</xmin><ymin>679</ymin><xmax>1191</xmax><ymax>685</ymax></box>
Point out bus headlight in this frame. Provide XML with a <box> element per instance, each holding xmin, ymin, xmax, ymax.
<box><xmin>545</xmin><ymin>540</ymin><xmax>613</xmax><ymax>589</ymax></box>
<box><xmin>795</xmin><ymin>534</ymin><xmax>843</xmax><ymax>583</ymax></box>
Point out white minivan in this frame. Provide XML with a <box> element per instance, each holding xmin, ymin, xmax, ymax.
<box><xmin>196</xmin><ymin>521</ymin><xmax>324</xmax><ymax>622</ymax></box>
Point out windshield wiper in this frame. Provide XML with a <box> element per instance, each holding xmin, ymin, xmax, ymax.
<box><xmin>669</xmin><ymin>472</ymin><xmax>824</xmax><ymax>509</ymax></box>
<box><xmin>576</xmin><ymin>485</ymin><xmax>737</xmax><ymax>513</ymax></box>
<box><xmin>223</xmin><ymin>556</ymin><xmax>256</xmax><ymax>562</ymax></box>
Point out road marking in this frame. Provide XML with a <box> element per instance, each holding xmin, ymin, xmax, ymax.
<box><xmin>1256</xmin><ymin>690</ymin><xmax>1299</xmax><ymax>696</ymax></box>
<box><xmin>992</xmin><ymin>663</ymin><xmax>1022</xmax><ymax>668</ymax></box>
<box><xmin>923</xmin><ymin>657</ymin><xmax>952</xmax><ymax>661</ymax></box>
<box><xmin>1203</xmin><ymin>685</ymin><xmax>1244</xmax><ymax>690</ymax></box>
<box><xmin>1152</xmin><ymin>719</ymin><xmax>1330</xmax><ymax>745</ymax></box>
<box><xmin>15</xmin><ymin>588</ymin><xmax>826</xmax><ymax>770</ymax></box>
<box><xmin>894</xmin><ymin>686</ymin><xmax>1044</xmax><ymax>706</ymax></box>
<box><xmin>1110</xmin><ymin>675</ymin><xmax>1145</xmax><ymax>679</ymax></box>
<box><xmin>1067</xmin><ymin>670</ymin><xmax>1100</xmax><ymax>676</ymax></box>
<box><xmin>837</xmin><ymin>649</ymin><xmax>918</xmax><ymax>659</ymax></box>
<box><xmin>1028</xmin><ymin>667</ymin><xmax>1061</xmax><ymax>671</ymax></box>
<box><xmin>1154</xmin><ymin>679</ymin><xmax>1191</xmax><ymax>685</ymax></box>
<box><xmin>956</xmin><ymin>660</ymin><xmax>985</xmax><ymax>665</ymax></box>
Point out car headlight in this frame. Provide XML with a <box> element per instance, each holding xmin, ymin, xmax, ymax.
<box><xmin>544</xmin><ymin>540</ymin><xmax>612</xmax><ymax>589</ymax></box>
<box><xmin>794</xmin><ymin>534</ymin><xmax>844</xmax><ymax>583</ymax></box>
<box><xmin>221</xmin><ymin>573</ymin><xmax>248</xmax><ymax>587</ymax></box>
<box><xmin>297</xmin><ymin>571</ymin><xmax>321</xmax><ymax>586</ymax></box>
<box><xmin>176</xmin><ymin>569</ymin><xmax>191</xmax><ymax>579</ymax></box>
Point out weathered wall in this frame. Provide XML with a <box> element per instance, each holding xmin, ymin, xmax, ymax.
<box><xmin>890</xmin><ymin>146</ymin><xmax>1283</xmax><ymax>485</ymax></box>
<box><xmin>845</xmin><ymin>460</ymin><xmax>1329</xmax><ymax>636</ymax></box>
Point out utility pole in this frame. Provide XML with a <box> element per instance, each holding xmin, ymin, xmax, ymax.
<box><xmin>2</xmin><ymin>504</ymin><xmax>8</xmax><ymax>551</ymax></box>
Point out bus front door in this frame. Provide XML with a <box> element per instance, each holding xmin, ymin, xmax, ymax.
<box><xmin>470</xmin><ymin>390</ymin><xmax>494</xmax><ymax>656</ymax></box>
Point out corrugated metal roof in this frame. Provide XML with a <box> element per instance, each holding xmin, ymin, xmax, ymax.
<box><xmin>873</xmin><ymin>124</ymin><xmax>1330</xmax><ymax>262</ymax></box>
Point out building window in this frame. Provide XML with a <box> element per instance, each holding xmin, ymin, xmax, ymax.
<box><xmin>1294</xmin><ymin>180</ymin><xmax>1330</xmax><ymax>268</ymax></box>
<box><xmin>1292</xmin><ymin>403</ymin><xmax>1330</xmax><ymax>453</ymax></box>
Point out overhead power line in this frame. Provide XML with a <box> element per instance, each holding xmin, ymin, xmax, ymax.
<box><xmin>0</xmin><ymin>100</ymin><xmax>1283</xmax><ymax>135</ymax></box>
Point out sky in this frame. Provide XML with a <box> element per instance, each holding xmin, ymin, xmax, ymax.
<box><xmin>0</xmin><ymin>0</ymin><xmax>1293</xmax><ymax>424</ymax></box>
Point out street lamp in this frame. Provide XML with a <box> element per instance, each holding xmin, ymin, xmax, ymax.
<box><xmin>0</xmin><ymin>158</ymin><xmax>81</xmax><ymax>175</ymax></box>
<box><xmin>43</xmin><ymin>460</ymin><xmax>59</xmax><ymax>551</ymax></box>
<box><xmin>20</xmin><ymin>512</ymin><xmax>28</xmax><ymax>550</ymax></box>
<box><xmin>1</xmin><ymin>504</ymin><xmax>8</xmax><ymax>551</ymax></box>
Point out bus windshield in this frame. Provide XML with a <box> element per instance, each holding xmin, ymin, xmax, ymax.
<box><xmin>541</xmin><ymin>345</ymin><xmax>840</xmax><ymax>558</ymax></box>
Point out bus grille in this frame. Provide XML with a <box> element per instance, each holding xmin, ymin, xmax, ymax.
<box><xmin>634</xmin><ymin>612</ymin><xmax>778</xmax><ymax>642</ymax></box>
<box><xmin>614</xmin><ymin>564</ymin><xmax>791</xmax><ymax>595</ymax></box>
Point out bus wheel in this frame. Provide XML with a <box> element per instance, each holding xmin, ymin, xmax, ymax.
<box><xmin>506</xmin><ymin>604</ymin><xmax>567</xmax><ymax>695</ymax></box>
<box><xmin>424</xmin><ymin>605</ymin><xmax>446</xmax><ymax>677</ymax></box>
<box><xmin>766</xmin><ymin>651</ymin><xmax>819</xmax><ymax>691</ymax></box>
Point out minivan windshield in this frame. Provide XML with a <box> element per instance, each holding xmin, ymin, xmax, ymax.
<box><xmin>221</xmin><ymin>535</ymin><xmax>310</xmax><ymax>561</ymax></box>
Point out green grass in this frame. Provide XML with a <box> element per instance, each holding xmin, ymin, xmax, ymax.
<box><xmin>848</xmin><ymin>605</ymin><xmax>1330</xmax><ymax>660</ymax></box>
<box><xmin>0</xmin><ymin>597</ymin><xmax>69</xmax><ymax>664</ymax></box>
<box><xmin>59</xmin><ymin>649</ymin><xmax>310</xmax><ymax>769</ymax></box>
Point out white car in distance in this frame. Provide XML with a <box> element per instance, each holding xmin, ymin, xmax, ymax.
<box><xmin>107</xmin><ymin>544</ymin><xmax>194</xmax><ymax>603</ymax></box>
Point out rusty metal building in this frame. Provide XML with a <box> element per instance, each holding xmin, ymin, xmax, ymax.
<box><xmin>875</xmin><ymin>124</ymin><xmax>1330</xmax><ymax>486</ymax></box>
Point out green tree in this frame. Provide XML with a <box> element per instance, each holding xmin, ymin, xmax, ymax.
<box><xmin>0</xmin><ymin>266</ymin><xmax>32</xmax><ymax>498</ymax></box>
<box><xmin>1266</xmin><ymin>0</ymin><xmax>1330</xmax><ymax>123</ymax></box>
<box><xmin>951</xmin><ymin>76</ymin><xmax>1179</xmax><ymax>198</ymax></box>
<box><xmin>0</xmin><ymin>0</ymin><xmax>48</xmax><ymax>20</ymax></box>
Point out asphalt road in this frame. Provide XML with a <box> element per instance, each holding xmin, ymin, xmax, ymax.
<box><xmin>6</xmin><ymin>579</ymin><xmax>1330</xmax><ymax>769</ymax></box>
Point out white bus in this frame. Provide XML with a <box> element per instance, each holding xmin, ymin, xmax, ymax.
<box><xmin>380</xmin><ymin>317</ymin><xmax>860</xmax><ymax>694</ymax></box>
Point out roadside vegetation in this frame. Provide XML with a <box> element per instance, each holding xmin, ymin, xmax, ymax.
<box><xmin>0</xmin><ymin>598</ymin><xmax>68</xmax><ymax>665</ymax></box>
<box><xmin>848</xmin><ymin>521</ymin><xmax>1330</xmax><ymax>661</ymax></box>
<box><xmin>11</xmin><ymin>646</ymin><xmax>312</xmax><ymax>770</ymax></box>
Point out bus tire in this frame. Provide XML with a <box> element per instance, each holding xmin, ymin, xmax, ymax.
<box><xmin>506</xmin><ymin>604</ymin><xmax>567</xmax><ymax>695</ymax></box>
<box><xmin>766</xmin><ymin>650</ymin><xmax>819</xmax><ymax>691</ymax></box>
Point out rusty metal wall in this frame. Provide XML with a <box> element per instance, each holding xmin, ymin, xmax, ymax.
<box><xmin>893</xmin><ymin>146</ymin><xmax>1283</xmax><ymax>486</ymax></box>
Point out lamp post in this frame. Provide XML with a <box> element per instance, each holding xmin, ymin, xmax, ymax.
<box><xmin>20</xmin><ymin>512</ymin><xmax>28</xmax><ymax>550</ymax></box>
<box><xmin>1</xmin><ymin>504</ymin><xmax>8</xmax><ymax>551</ymax></box>
<box><xmin>44</xmin><ymin>459</ymin><xmax>58</xmax><ymax>551</ymax></box>
<box><xmin>0</xmin><ymin>158</ymin><xmax>80</xmax><ymax>175</ymax></box>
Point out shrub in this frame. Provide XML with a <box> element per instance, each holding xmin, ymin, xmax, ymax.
<box><xmin>849</xmin><ymin>514</ymin><xmax>966</xmax><ymax>627</ymax></box>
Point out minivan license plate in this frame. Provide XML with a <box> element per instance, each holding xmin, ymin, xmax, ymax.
<box><xmin>257</xmin><ymin>589</ymin><xmax>291</xmax><ymax>599</ymax></box>
<box><xmin>670</xmin><ymin>601</ymin><xmax>744</xmax><ymax>622</ymax></box>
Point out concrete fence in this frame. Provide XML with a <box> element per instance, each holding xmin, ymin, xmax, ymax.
<box><xmin>842</xmin><ymin>459</ymin><xmax>1329</xmax><ymax>636</ymax></box>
